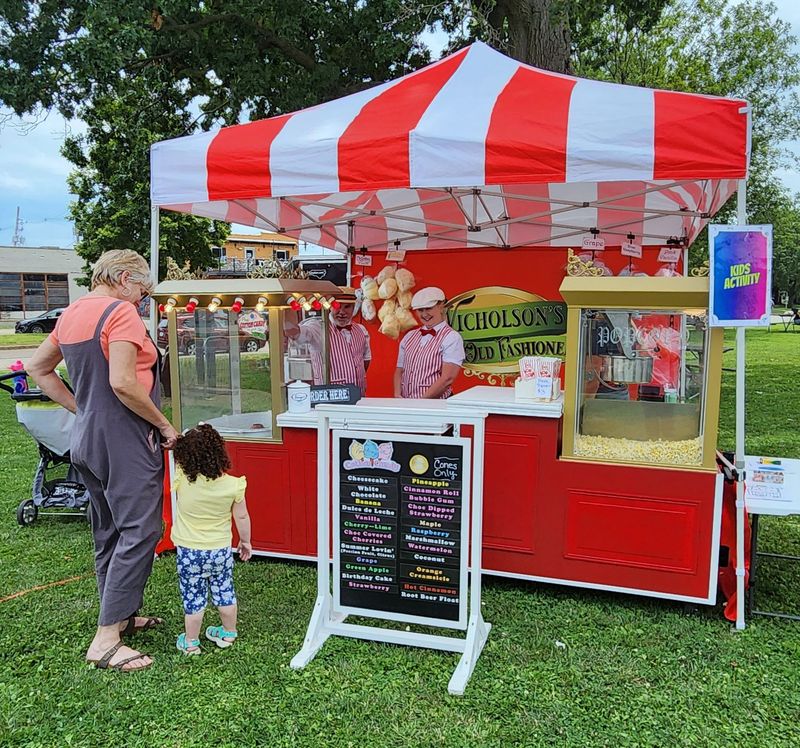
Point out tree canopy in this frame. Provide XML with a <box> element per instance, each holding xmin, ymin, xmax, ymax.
<box><xmin>571</xmin><ymin>0</ymin><xmax>800</xmax><ymax>295</ymax></box>
<box><xmin>0</xmin><ymin>0</ymin><xmax>438</xmax><ymax>273</ymax></box>
<box><xmin>1</xmin><ymin>0</ymin><xmax>799</xmax><ymax>295</ymax></box>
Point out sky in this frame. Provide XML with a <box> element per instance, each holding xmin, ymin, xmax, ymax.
<box><xmin>1</xmin><ymin>0</ymin><xmax>798</xmax><ymax>250</ymax></box>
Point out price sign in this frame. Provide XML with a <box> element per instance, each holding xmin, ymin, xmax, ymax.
<box><xmin>658</xmin><ymin>246</ymin><xmax>682</xmax><ymax>263</ymax></box>
<box><xmin>387</xmin><ymin>249</ymin><xmax>406</xmax><ymax>262</ymax></box>
<box><xmin>582</xmin><ymin>237</ymin><xmax>605</xmax><ymax>251</ymax></box>
<box><xmin>534</xmin><ymin>377</ymin><xmax>553</xmax><ymax>399</ymax></box>
<box><xmin>621</xmin><ymin>242</ymin><xmax>642</xmax><ymax>258</ymax></box>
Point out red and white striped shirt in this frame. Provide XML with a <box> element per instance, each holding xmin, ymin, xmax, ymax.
<box><xmin>305</xmin><ymin>320</ymin><xmax>370</xmax><ymax>395</ymax></box>
<box><xmin>398</xmin><ymin>322</ymin><xmax>464</xmax><ymax>399</ymax></box>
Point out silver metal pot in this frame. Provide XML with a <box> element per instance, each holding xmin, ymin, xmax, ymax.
<box><xmin>599</xmin><ymin>354</ymin><xmax>654</xmax><ymax>384</ymax></box>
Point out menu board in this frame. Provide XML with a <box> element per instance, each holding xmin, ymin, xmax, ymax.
<box><xmin>334</xmin><ymin>431</ymin><xmax>469</xmax><ymax>626</ymax></box>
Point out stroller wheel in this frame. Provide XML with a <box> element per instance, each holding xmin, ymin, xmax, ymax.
<box><xmin>16</xmin><ymin>500</ymin><xmax>38</xmax><ymax>526</ymax></box>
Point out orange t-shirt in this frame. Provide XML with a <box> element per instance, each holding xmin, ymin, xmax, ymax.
<box><xmin>49</xmin><ymin>295</ymin><xmax>157</xmax><ymax>392</ymax></box>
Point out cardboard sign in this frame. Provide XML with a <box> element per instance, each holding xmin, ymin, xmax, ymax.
<box><xmin>354</xmin><ymin>254</ymin><xmax>373</xmax><ymax>267</ymax></box>
<box><xmin>621</xmin><ymin>241</ymin><xmax>642</xmax><ymax>258</ymax></box>
<box><xmin>335</xmin><ymin>433</ymin><xmax>468</xmax><ymax>624</ymax></box>
<box><xmin>387</xmin><ymin>248</ymin><xmax>407</xmax><ymax>262</ymax></box>
<box><xmin>708</xmin><ymin>225</ymin><xmax>773</xmax><ymax>327</ymax></box>
<box><xmin>657</xmin><ymin>246</ymin><xmax>682</xmax><ymax>263</ymax></box>
<box><xmin>744</xmin><ymin>456</ymin><xmax>800</xmax><ymax>514</ymax></box>
<box><xmin>310</xmin><ymin>384</ymin><xmax>360</xmax><ymax>406</ymax></box>
<box><xmin>582</xmin><ymin>237</ymin><xmax>605</xmax><ymax>251</ymax></box>
<box><xmin>236</xmin><ymin>310</ymin><xmax>267</xmax><ymax>340</ymax></box>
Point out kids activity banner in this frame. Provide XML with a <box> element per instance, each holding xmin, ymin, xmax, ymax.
<box><xmin>708</xmin><ymin>225</ymin><xmax>772</xmax><ymax>327</ymax></box>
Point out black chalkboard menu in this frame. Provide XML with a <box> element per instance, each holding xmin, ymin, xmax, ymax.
<box><xmin>335</xmin><ymin>432</ymin><xmax>468</xmax><ymax>624</ymax></box>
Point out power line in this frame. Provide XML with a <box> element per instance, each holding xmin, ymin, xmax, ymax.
<box><xmin>11</xmin><ymin>207</ymin><xmax>24</xmax><ymax>246</ymax></box>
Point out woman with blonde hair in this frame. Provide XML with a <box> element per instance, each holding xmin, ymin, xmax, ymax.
<box><xmin>28</xmin><ymin>249</ymin><xmax>178</xmax><ymax>671</ymax></box>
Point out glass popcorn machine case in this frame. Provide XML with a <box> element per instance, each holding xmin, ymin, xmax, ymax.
<box><xmin>559</xmin><ymin>277</ymin><xmax>723</xmax><ymax>470</ymax></box>
<box><xmin>152</xmin><ymin>278</ymin><xmax>344</xmax><ymax>441</ymax></box>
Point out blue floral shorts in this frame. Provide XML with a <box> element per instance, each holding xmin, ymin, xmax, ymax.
<box><xmin>176</xmin><ymin>546</ymin><xmax>236</xmax><ymax>614</ymax></box>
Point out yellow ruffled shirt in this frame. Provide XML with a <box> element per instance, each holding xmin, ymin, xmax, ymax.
<box><xmin>170</xmin><ymin>466</ymin><xmax>247</xmax><ymax>550</ymax></box>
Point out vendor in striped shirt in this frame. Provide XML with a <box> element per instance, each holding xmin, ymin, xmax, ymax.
<box><xmin>393</xmin><ymin>287</ymin><xmax>465</xmax><ymax>400</ymax></box>
<box><xmin>286</xmin><ymin>292</ymin><xmax>371</xmax><ymax>396</ymax></box>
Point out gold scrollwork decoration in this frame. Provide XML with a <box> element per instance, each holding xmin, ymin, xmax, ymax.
<box><xmin>690</xmin><ymin>260</ymin><xmax>710</xmax><ymax>277</ymax></box>
<box><xmin>463</xmin><ymin>368</ymin><xmax>516</xmax><ymax>387</ymax></box>
<box><xmin>247</xmin><ymin>259</ymin><xmax>308</xmax><ymax>280</ymax></box>
<box><xmin>566</xmin><ymin>248</ymin><xmax>604</xmax><ymax>277</ymax></box>
<box><xmin>165</xmin><ymin>256</ymin><xmax>205</xmax><ymax>280</ymax></box>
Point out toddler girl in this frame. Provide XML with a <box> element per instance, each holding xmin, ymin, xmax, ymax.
<box><xmin>171</xmin><ymin>423</ymin><xmax>252</xmax><ymax>655</ymax></box>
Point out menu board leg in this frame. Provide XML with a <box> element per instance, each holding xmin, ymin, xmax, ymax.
<box><xmin>290</xmin><ymin>593</ymin><xmax>335</xmax><ymax>669</ymax></box>
<box><xmin>448</xmin><ymin>613</ymin><xmax>492</xmax><ymax>696</ymax></box>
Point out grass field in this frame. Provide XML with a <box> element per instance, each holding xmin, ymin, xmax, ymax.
<box><xmin>0</xmin><ymin>333</ymin><xmax>47</xmax><ymax>347</ymax></box>
<box><xmin>1</xmin><ymin>328</ymin><xmax>800</xmax><ymax>747</ymax></box>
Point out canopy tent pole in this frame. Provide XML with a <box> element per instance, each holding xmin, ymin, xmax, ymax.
<box><xmin>150</xmin><ymin>204</ymin><xmax>160</xmax><ymax>339</ymax></box>
<box><xmin>734</xmin><ymin>178</ymin><xmax>747</xmax><ymax>630</ymax></box>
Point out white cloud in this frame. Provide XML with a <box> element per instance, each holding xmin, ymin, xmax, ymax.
<box><xmin>0</xmin><ymin>172</ymin><xmax>35</xmax><ymax>191</ymax></box>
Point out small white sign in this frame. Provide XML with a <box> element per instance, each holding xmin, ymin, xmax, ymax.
<box><xmin>387</xmin><ymin>249</ymin><xmax>406</xmax><ymax>262</ymax></box>
<box><xmin>744</xmin><ymin>456</ymin><xmax>800</xmax><ymax>515</ymax></box>
<box><xmin>354</xmin><ymin>254</ymin><xmax>373</xmax><ymax>267</ymax></box>
<box><xmin>658</xmin><ymin>246</ymin><xmax>682</xmax><ymax>263</ymax></box>
<box><xmin>621</xmin><ymin>242</ymin><xmax>642</xmax><ymax>258</ymax></box>
<box><xmin>582</xmin><ymin>237</ymin><xmax>605</xmax><ymax>251</ymax></box>
<box><xmin>237</xmin><ymin>310</ymin><xmax>267</xmax><ymax>340</ymax></box>
<box><xmin>534</xmin><ymin>377</ymin><xmax>553</xmax><ymax>399</ymax></box>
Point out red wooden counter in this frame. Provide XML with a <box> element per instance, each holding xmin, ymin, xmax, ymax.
<box><xmin>163</xmin><ymin>388</ymin><xmax>723</xmax><ymax>605</ymax></box>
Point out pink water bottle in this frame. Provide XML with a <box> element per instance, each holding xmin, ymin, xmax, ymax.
<box><xmin>9</xmin><ymin>360</ymin><xmax>28</xmax><ymax>394</ymax></box>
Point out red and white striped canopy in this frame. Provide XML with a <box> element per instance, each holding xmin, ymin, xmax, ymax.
<box><xmin>151</xmin><ymin>41</ymin><xmax>749</xmax><ymax>252</ymax></box>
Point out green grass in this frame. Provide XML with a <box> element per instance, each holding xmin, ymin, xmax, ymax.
<box><xmin>0</xmin><ymin>333</ymin><xmax>47</xmax><ymax>347</ymax></box>
<box><xmin>2</xmin><ymin>330</ymin><xmax>800</xmax><ymax>747</ymax></box>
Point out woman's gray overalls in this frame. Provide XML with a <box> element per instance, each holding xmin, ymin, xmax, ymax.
<box><xmin>61</xmin><ymin>300</ymin><xmax>164</xmax><ymax>626</ymax></box>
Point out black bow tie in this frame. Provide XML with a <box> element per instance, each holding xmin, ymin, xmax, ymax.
<box><xmin>337</xmin><ymin>324</ymin><xmax>352</xmax><ymax>331</ymax></box>
<box><xmin>420</xmin><ymin>328</ymin><xmax>437</xmax><ymax>337</ymax></box>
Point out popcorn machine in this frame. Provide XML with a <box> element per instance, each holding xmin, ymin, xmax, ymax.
<box><xmin>151</xmin><ymin>278</ymin><xmax>345</xmax><ymax>440</ymax></box>
<box><xmin>559</xmin><ymin>276</ymin><xmax>724</xmax><ymax>470</ymax></box>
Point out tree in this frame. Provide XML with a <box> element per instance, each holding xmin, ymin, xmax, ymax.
<box><xmin>2</xmin><ymin>0</ymin><xmax>797</xmax><ymax>282</ymax></box>
<box><xmin>748</xmin><ymin>176</ymin><xmax>800</xmax><ymax>306</ymax></box>
<box><xmin>572</xmin><ymin>0</ymin><xmax>800</xmax><ymax>282</ymax></box>
<box><xmin>61</xmin><ymin>74</ymin><xmax>229</xmax><ymax>277</ymax></box>
<box><xmin>441</xmin><ymin>0</ymin><xmax>669</xmax><ymax>73</ymax></box>
<box><xmin>0</xmin><ymin>1</ymin><xmax>438</xmax><ymax>275</ymax></box>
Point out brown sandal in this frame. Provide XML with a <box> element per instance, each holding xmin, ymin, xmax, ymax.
<box><xmin>88</xmin><ymin>642</ymin><xmax>152</xmax><ymax>672</ymax></box>
<box><xmin>121</xmin><ymin>615</ymin><xmax>164</xmax><ymax>636</ymax></box>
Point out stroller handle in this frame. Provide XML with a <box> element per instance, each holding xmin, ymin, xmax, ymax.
<box><xmin>0</xmin><ymin>369</ymin><xmax>23</xmax><ymax>394</ymax></box>
<box><xmin>0</xmin><ymin>369</ymin><xmax>74</xmax><ymax>396</ymax></box>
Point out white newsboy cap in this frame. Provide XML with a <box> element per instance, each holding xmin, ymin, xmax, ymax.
<box><xmin>411</xmin><ymin>286</ymin><xmax>446</xmax><ymax>310</ymax></box>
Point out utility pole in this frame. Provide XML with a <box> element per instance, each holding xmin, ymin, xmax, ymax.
<box><xmin>11</xmin><ymin>206</ymin><xmax>25</xmax><ymax>246</ymax></box>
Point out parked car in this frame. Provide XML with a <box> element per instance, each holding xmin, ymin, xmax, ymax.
<box><xmin>15</xmin><ymin>308</ymin><xmax>65</xmax><ymax>334</ymax></box>
<box><xmin>157</xmin><ymin>314</ymin><xmax>266</xmax><ymax>355</ymax></box>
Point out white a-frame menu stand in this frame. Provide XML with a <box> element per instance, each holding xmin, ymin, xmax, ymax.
<box><xmin>290</xmin><ymin>400</ymin><xmax>490</xmax><ymax>695</ymax></box>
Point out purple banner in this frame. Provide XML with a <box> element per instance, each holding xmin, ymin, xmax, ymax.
<box><xmin>709</xmin><ymin>226</ymin><xmax>772</xmax><ymax>327</ymax></box>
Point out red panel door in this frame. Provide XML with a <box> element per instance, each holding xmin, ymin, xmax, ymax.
<box><xmin>233</xmin><ymin>445</ymin><xmax>293</xmax><ymax>554</ymax></box>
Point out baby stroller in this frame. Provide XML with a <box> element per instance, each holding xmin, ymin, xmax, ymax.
<box><xmin>0</xmin><ymin>370</ymin><xmax>90</xmax><ymax>526</ymax></box>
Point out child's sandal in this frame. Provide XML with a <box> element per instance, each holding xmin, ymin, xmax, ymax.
<box><xmin>176</xmin><ymin>633</ymin><xmax>201</xmax><ymax>655</ymax></box>
<box><xmin>205</xmin><ymin>625</ymin><xmax>238</xmax><ymax>649</ymax></box>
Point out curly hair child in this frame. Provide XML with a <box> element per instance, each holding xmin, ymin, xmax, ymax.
<box><xmin>171</xmin><ymin>423</ymin><xmax>252</xmax><ymax>655</ymax></box>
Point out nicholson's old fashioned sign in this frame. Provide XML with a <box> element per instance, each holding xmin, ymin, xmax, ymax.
<box><xmin>446</xmin><ymin>286</ymin><xmax>567</xmax><ymax>380</ymax></box>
